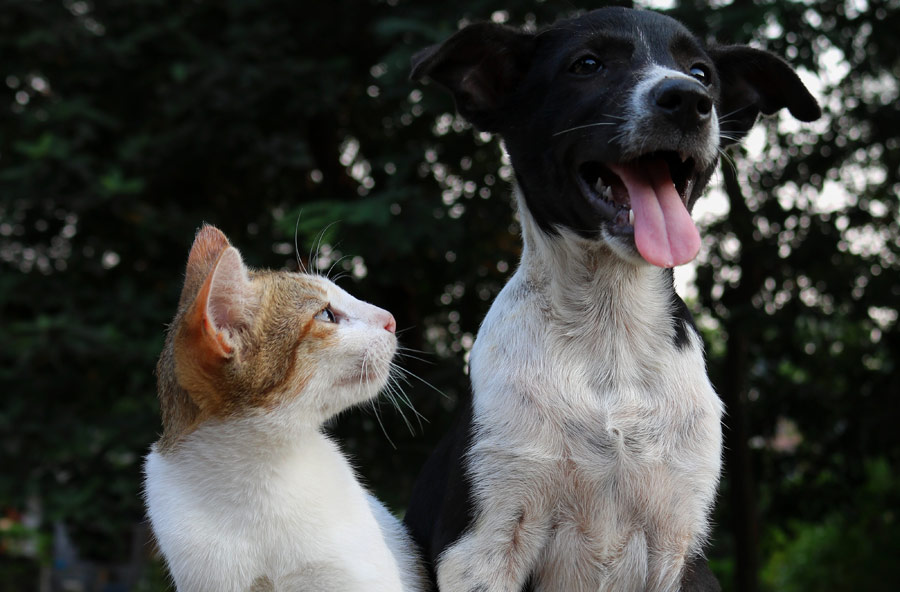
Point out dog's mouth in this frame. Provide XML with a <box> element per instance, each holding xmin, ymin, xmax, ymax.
<box><xmin>577</xmin><ymin>151</ymin><xmax>701</xmax><ymax>268</ymax></box>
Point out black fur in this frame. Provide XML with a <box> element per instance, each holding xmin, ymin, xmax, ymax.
<box><xmin>405</xmin><ymin>394</ymin><xmax>477</xmax><ymax>587</ymax></box>
<box><xmin>667</xmin><ymin>268</ymin><xmax>700</xmax><ymax>350</ymax></box>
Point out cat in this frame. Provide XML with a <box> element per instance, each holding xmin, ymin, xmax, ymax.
<box><xmin>143</xmin><ymin>224</ymin><xmax>426</xmax><ymax>592</ymax></box>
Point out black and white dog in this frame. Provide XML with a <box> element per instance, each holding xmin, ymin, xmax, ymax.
<box><xmin>405</xmin><ymin>7</ymin><xmax>819</xmax><ymax>592</ymax></box>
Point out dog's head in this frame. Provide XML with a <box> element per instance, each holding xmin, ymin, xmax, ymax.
<box><xmin>411</xmin><ymin>7</ymin><xmax>820</xmax><ymax>268</ymax></box>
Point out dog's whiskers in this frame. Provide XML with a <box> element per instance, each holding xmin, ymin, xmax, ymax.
<box><xmin>609</xmin><ymin>130</ymin><xmax>628</xmax><ymax>146</ymax></box>
<box><xmin>718</xmin><ymin>105</ymin><xmax>753</xmax><ymax>122</ymax></box>
<box><xmin>716</xmin><ymin>147</ymin><xmax>739</xmax><ymax>174</ymax></box>
<box><xmin>552</xmin><ymin>121</ymin><xmax>619</xmax><ymax>137</ymax></box>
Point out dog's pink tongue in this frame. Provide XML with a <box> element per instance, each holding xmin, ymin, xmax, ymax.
<box><xmin>607</xmin><ymin>160</ymin><xmax>700</xmax><ymax>268</ymax></box>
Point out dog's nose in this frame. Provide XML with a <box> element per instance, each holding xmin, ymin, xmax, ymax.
<box><xmin>652</xmin><ymin>78</ymin><xmax>713</xmax><ymax>131</ymax></box>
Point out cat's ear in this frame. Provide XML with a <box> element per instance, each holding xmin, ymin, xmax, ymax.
<box><xmin>180</xmin><ymin>224</ymin><xmax>231</xmax><ymax>308</ymax></box>
<box><xmin>184</xmin><ymin>242</ymin><xmax>256</xmax><ymax>362</ymax></box>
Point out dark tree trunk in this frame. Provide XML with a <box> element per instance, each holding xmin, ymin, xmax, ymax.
<box><xmin>720</xmin><ymin>162</ymin><xmax>763</xmax><ymax>592</ymax></box>
<box><xmin>720</xmin><ymin>323</ymin><xmax>758</xmax><ymax>592</ymax></box>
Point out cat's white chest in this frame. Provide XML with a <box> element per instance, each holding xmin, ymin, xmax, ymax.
<box><xmin>144</xmin><ymin>426</ymin><xmax>405</xmax><ymax>592</ymax></box>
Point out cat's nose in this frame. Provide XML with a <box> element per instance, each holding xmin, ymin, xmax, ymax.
<box><xmin>383</xmin><ymin>314</ymin><xmax>396</xmax><ymax>334</ymax></box>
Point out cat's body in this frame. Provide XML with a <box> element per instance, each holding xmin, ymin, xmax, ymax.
<box><xmin>144</xmin><ymin>225</ymin><xmax>425</xmax><ymax>592</ymax></box>
<box><xmin>145</xmin><ymin>420</ymin><xmax>418</xmax><ymax>592</ymax></box>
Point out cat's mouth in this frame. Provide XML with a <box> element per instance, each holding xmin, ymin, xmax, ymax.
<box><xmin>339</xmin><ymin>366</ymin><xmax>386</xmax><ymax>387</ymax></box>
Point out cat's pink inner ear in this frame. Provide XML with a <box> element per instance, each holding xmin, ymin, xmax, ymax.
<box><xmin>204</xmin><ymin>247</ymin><xmax>253</xmax><ymax>337</ymax></box>
<box><xmin>181</xmin><ymin>224</ymin><xmax>231</xmax><ymax>307</ymax></box>
<box><xmin>183</xmin><ymin>246</ymin><xmax>253</xmax><ymax>361</ymax></box>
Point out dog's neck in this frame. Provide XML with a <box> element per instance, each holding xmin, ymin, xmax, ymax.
<box><xmin>514</xmin><ymin>189</ymin><xmax>676</xmax><ymax>340</ymax></box>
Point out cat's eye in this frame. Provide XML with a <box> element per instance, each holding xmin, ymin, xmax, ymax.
<box><xmin>570</xmin><ymin>55</ymin><xmax>603</xmax><ymax>75</ymax></box>
<box><xmin>689</xmin><ymin>63</ymin><xmax>711</xmax><ymax>85</ymax></box>
<box><xmin>314</xmin><ymin>306</ymin><xmax>337</xmax><ymax>323</ymax></box>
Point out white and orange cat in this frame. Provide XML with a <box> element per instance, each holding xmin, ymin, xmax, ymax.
<box><xmin>144</xmin><ymin>224</ymin><xmax>425</xmax><ymax>592</ymax></box>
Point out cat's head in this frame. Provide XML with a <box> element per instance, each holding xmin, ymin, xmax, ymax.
<box><xmin>155</xmin><ymin>224</ymin><xmax>397</xmax><ymax>449</ymax></box>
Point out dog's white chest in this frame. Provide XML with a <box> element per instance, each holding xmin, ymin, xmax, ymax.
<box><xmin>464</xmin><ymin>263</ymin><xmax>723</xmax><ymax>592</ymax></box>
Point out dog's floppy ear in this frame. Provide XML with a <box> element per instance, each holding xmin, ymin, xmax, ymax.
<box><xmin>410</xmin><ymin>23</ymin><xmax>536</xmax><ymax>132</ymax></box>
<box><xmin>709</xmin><ymin>45</ymin><xmax>821</xmax><ymax>145</ymax></box>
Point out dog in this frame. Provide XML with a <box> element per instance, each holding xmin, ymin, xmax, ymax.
<box><xmin>403</xmin><ymin>7</ymin><xmax>819</xmax><ymax>592</ymax></box>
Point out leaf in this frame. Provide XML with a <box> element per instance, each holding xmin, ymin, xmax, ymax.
<box><xmin>99</xmin><ymin>168</ymin><xmax>146</xmax><ymax>196</ymax></box>
<box><xmin>13</xmin><ymin>133</ymin><xmax>68</xmax><ymax>160</ymax></box>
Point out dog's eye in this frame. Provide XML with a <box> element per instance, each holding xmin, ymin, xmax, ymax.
<box><xmin>570</xmin><ymin>56</ymin><xmax>603</xmax><ymax>75</ymax></box>
<box><xmin>314</xmin><ymin>306</ymin><xmax>337</xmax><ymax>323</ymax></box>
<box><xmin>689</xmin><ymin>64</ymin><xmax>711</xmax><ymax>85</ymax></box>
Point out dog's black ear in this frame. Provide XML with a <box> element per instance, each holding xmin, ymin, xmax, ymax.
<box><xmin>709</xmin><ymin>45</ymin><xmax>821</xmax><ymax>145</ymax></box>
<box><xmin>410</xmin><ymin>23</ymin><xmax>536</xmax><ymax>132</ymax></box>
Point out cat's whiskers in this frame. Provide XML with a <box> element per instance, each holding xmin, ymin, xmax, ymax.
<box><xmin>325</xmin><ymin>254</ymin><xmax>353</xmax><ymax>281</ymax></box>
<box><xmin>358</xmin><ymin>342</ymin><xmax>431</xmax><ymax>439</ymax></box>
<box><xmin>386</xmin><ymin>365</ymin><xmax>426</xmax><ymax>423</ymax></box>
<box><xmin>308</xmin><ymin>221</ymin><xmax>340</xmax><ymax>276</ymax></box>
<box><xmin>293</xmin><ymin>213</ymin><xmax>308</xmax><ymax>274</ymax></box>
<box><xmin>394</xmin><ymin>346</ymin><xmax>434</xmax><ymax>366</ymax></box>
<box><xmin>363</xmin><ymin>349</ymin><xmax>398</xmax><ymax>448</ymax></box>
<box><xmin>390</xmin><ymin>363</ymin><xmax>449</xmax><ymax>400</ymax></box>
<box><xmin>295</xmin><ymin>219</ymin><xmax>362</xmax><ymax>285</ymax></box>
<box><xmin>383</xmin><ymin>373</ymin><xmax>420</xmax><ymax>436</ymax></box>
<box><xmin>371</xmin><ymin>403</ymin><xmax>397</xmax><ymax>449</ymax></box>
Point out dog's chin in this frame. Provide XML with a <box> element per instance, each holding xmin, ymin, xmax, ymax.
<box><xmin>599</xmin><ymin>229</ymin><xmax>654</xmax><ymax>267</ymax></box>
<box><xmin>574</xmin><ymin>150</ymin><xmax>702</xmax><ymax>266</ymax></box>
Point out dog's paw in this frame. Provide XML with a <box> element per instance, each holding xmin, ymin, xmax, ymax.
<box><xmin>436</xmin><ymin>539</ymin><xmax>515</xmax><ymax>592</ymax></box>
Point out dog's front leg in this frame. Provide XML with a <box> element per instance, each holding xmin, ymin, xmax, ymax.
<box><xmin>435</xmin><ymin>449</ymin><xmax>554</xmax><ymax>592</ymax></box>
<box><xmin>436</xmin><ymin>507</ymin><xmax>549</xmax><ymax>592</ymax></box>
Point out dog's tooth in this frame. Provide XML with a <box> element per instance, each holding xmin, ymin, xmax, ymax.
<box><xmin>628</xmin><ymin>209</ymin><xmax>635</xmax><ymax>225</ymax></box>
<box><xmin>603</xmin><ymin>186</ymin><xmax>613</xmax><ymax>200</ymax></box>
<box><xmin>595</xmin><ymin>178</ymin><xmax>606</xmax><ymax>193</ymax></box>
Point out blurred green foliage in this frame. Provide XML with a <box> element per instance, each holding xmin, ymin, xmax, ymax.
<box><xmin>761</xmin><ymin>458</ymin><xmax>900</xmax><ymax>591</ymax></box>
<box><xmin>0</xmin><ymin>0</ymin><xmax>897</xmax><ymax>590</ymax></box>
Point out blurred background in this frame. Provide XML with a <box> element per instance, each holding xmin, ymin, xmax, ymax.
<box><xmin>1</xmin><ymin>0</ymin><xmax>897</xmax><ymax>590</ymax></box>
